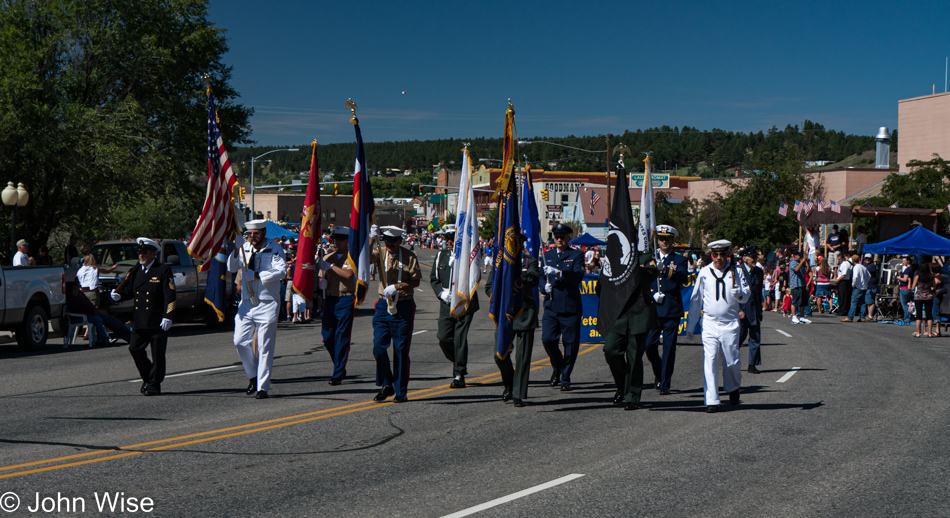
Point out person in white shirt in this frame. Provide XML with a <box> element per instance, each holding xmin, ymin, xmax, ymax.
<box><xmin>845</xmin><ymin>254</ymin><xmax>870</xmax><ymax>322</ymax></box>
<box><xmin>834</xmin><ymin>252</ymin><xmax>853</xmax><ymax>318</ymax></box>
<box><xmin>76</xmin><ymin>253</ymin><xmax>117</xmax><ymax>308</ymax></box>
<box><xmin>12</xmin><ymin>239</ymin><xmax>32</xmax><ymax>266</ymax></box>
<box><xmin>805</xmin><ymin>227</ymin><xmax>819</xmax><ymax>266</ymax></box>
<box><xmin>228</xmin><ymin>219</ymin><xmax>287</xmax><ymax>399</ymax></box>
<box><xmin>686</xmin><ymin>239</ymin><xmax>751</xmax><ymax>413</ymax></box>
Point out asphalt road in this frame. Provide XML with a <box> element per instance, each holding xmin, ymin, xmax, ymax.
<box><xmin>1</xmin><ymin>247</ymin><xmax>949</xmax><ymax>517</ymax></box>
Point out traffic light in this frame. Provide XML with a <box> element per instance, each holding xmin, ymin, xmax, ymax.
<box><xmin>541</xmin><ymin>189</ymin><xmax>549</xmax><ymax>201</ymax></box>
<box><xmin>419</xmin><ymin>185</ymin><xmax>424</xmax><ymax>194</ymax></box>
<box><xmin>238</xmin><ymin>187</ymin><xmax>246</xmax><ymax>200</ymax></box>
<box><xmin>334</xmin><ymin>183</ymin><xmax>338</xmax><ymax>195</ymax></box>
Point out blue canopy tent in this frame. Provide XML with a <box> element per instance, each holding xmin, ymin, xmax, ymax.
<box><xmin>265</xmin><ymin>221</ymin><xmax>298</xmax><ymax>240</ymax></box>
<box><xmin>863</xmin><ymin>226</ymin><xmax>950</xmax><ymax>256</ymax></box>
<box><xmin>570</xmin><ymin>232</ymin><xmax>606</xmax><ymax>246</ymax></box>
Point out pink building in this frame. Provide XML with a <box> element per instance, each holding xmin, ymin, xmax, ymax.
<box><xmin>898</xmin><ymin>91</ymin><xmax>950</xmax><ymax>173</ymax></box>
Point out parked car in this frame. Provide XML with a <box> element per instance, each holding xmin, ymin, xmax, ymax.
<box><xmin>0</xmin><ymin>264</ymin><xmax>66</xmax><ymax>349</ymax></box>
<box><xmin>91</xmin><ymin>239</ymin><xmax>226</xmax><ymax>325</ymax></box>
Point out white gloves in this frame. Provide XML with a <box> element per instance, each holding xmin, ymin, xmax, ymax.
<box><xmin>110</xmin><ymin>290</ymin><xmax>121</xmax><ymax>302</ymax></box>
<box><xmin>448</xmin><ymin>254</ymin><xmax>455</xmax><ymax>267</ymax></box>
<box><xmin>318</xmin><ymin>278</ymin><xmax>327</xmax><ymax>290</ymax></box>
<box><xmin>653</xmin><ymin>292</ymin><xmax>666</xmax><ymax>304</ymax></box>
<box><xmin>440</xmin><ymin>288</ymin><xmax>451</xmax><ymax>304</ymax></box>
<box><xmin>543</xmin><ymin>266</ymin><xmax>561</xmax><ymax>276</ymax></box>
<box><xmin>235</xmin><ymin>232</ymin><xmax>244</xmax><ymax>250</ymax></box>
<box><xmin>383</xmin><ymin>284</ymin><xmax>398</xmax><ymax>297</ymax></box>
<box><xmin>545</xmin><ymin>282</ymin><xmax>553</xmax><ymax>294</ymax></box>
<box><xmin>319</xmin><ymin>260</ymin><xmax>332</xmax><ymax>272</ymax></box>
<box><xmin>160</xmin><ymin>318</ymin><xmax>172</xmax><ymax>331</ymax></box>
<box><xmin>731</xmin><ymin>287</ymin><xmax>741</xmax><ymax>299</ymax></box>
<box><xmin>369</xmin><ymin>225</ymin><xmax>379</xmax><ymax>239</ymax></box>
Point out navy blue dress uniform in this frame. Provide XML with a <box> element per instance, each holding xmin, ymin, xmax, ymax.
<box><xmin>370</xmin><ymin>226</ymin><xmax>422</xmax><ymax>403</ymax></box>
<box><xmin>645</xmin><ymin>225</ymin><xmax>690</xmax><ymax>394</ymax></box>
<box><xmin>430</xmin><ymin>227</ymin><xmax>479</xmax><ymax>388</ymax></box>
<box><xmin>541</xmin><ymin>224</ymin><xmax>587</xmax><ymax>390</ymax></box>
<box><xmin>112</xmin><ymin>238</ymin><xmax>176</xmax><ymax>396</ymax></box>
<box><xmin>600</xmin><ymin>252</ymin><xmax>659</xmax><ymax>409</ymax></box>
<box><xmin>321</xmin><ymin>227</ymin><xmax>356</xmax><ymax>385</ymax></box>
<box><xmin>487</xmin><ymin>248</ymin><xmax>540</xmax><ymax>406</ymax></box>
<box><xmin>737</xmin><ymin>248</ymin><xmax>764</xmax><ymax>374</ymax></box>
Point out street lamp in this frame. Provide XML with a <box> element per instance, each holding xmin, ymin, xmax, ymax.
<box><xmin>1</xmin><ymin>182</ymin><xmax>29</xmax><ymax>255</ymax></box>
<box><xmin>251</xmin><ymin>148</ymin><xmax>299</xmax><ymax>216</ymax></box>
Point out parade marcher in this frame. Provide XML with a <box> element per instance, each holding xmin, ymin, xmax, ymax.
<box><xmin>487</xmin><ymin>235</ymin><xmax>540</xmax><ymax>407</ymax></box>
<box><xmin>319</xmin><ymin>226</ymin><xmax>356</xmax><ymax>385</ymax></box>
<box><xmin>686</xmin><ymin>239</ymin><xmax>751</xmax><ymax>413</ymax></box>
<box><xmin>645</xmin><ymin>225</ymin><xmax>689</xmax><ymax>395</ymax></box>
<box><xmin>738</xmin><ymin>249</ymin><xmax>764</xmax><ymax>374</ymax></box>
<box><xmin>430</xmin><ymin>225</ymin><xmax>478</xmax><ymax>388</ymax></box>
<box><xmin>369</xmin><ymin>225</ymin><xmax>422</xmax><ymax>403</ymax></box>
<box><xmin>110</xmin><ymin>238</ymin><xmax>176</xmax><ymax>396</ymax></box>
<box><xmin>541</xmin><ymin>223</ymin><xmax>586</xmax><ymax>391</ymax></box>
<box><xmin>227</xmin><ymin>220</ymin><xmax>287</xmax><ymax>399</ymax></box>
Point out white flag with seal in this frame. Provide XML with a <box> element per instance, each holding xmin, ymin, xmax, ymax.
<box><xmin>450</xmin><ymin>148</ymin><xmax>482</xmax><ymax>317</ymax></box>
<box><xmin>637</xmin><ymin>156</ymin><xmax>655</xmax><ymax>252</ymax></box>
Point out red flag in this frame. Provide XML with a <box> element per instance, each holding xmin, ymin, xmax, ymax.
<box><xmin>293</xmin><ymin>141</ymin><xmax>321</xmax><ymax>302</ymax></box>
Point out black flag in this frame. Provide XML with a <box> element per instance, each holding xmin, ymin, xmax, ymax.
<box><xmin>597</xmin><ymin>162</ymin><xmax>643</xmax><ymax>336</ymax></box>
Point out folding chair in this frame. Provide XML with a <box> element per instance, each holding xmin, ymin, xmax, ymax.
<box><xmin>64</xmin><ymin>313</ymin><xmax>95</xmax><ymax>348</ymax></box>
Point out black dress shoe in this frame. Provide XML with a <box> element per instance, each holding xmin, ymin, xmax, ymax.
<box><xmin>512</xmin><ymin>398</ymin><xmax>525</xmax><ymax>407</ymax></box>
<box><xmin>245</xmin><ymin>378</ymin><xmax>257</xmax><ymax>397</ymax></box>
<box><xmin>144</xmin><ymin>387</ymin><xmax>161</xmax><ymax>396</ymax></box>
<box><xmin>624</xmin><ymin>401</ymin><xmax>639</xmax><ymax>411</ymax></box>
<box><xmin>501</xmin><ymin>387</ymin><xmax>513</xmax><ymax>402</ymax></box>
<box><xmin>729</xmin><ymin>389</ymin><xmax>740</xmax><ymax>406</ymax></box>
<box><xmin>140</xmin><ymin>382</ymin><xmax>148</xmax><ymax>394</ymax></box>
<box><xmin>255</xmin><ymin>390</ymin><xmax>269</xmax><ymax>399</ymax></box>
<box><xmin>560</xmin><ymin>383</ymin><xmax>571</xmax><ymax>392</ymax></box>
<box><xmin>450</xmin><ymin>375</ymin><xmax>466</xmax><ymax>388</ymax></box>
<box><xmin>328</xmin><ymin>378</ymin><xmax>342</xmax><ymax>386</ymax></box>
<box><xmin>108</xmin><ymin>337</ymin><xmax>119</xmax><ymax>346</ymax></box>
<box><xmin>549</xmin><ymin>372</ymin><xmax>561</xmax><ymax>387</ymax></box>
<box><xmin>706</xmin><ymin>404</ymin><xmax>718</xmax><ymax>413</ymax></box>
<box><xmin>659</xmin><ymin>389</ymin><xmax>671</xmax><ymax>396</ymax></box>
<box><xmin>612</xmin><ymin>391</ymin><xmax>623</xmax><ymax>405</ymax></box>
<box><xmin>654</xmin><ymin>377</ymin><xmax>661</xmax><ymax>389</ymax></box>
<box><xmin>393</xmin><ymin>395</ymin><xmax>408</xmax><ymax>403</ymax></box>
<box><xmin>373</xmin><ymin>385</ymin><xmax>395</xmax><ymax>402</ymax></box>
<box><xmin>748</xmin><ymin>365</ymin><xmax>761</xmax><ymax>374</ymax></box>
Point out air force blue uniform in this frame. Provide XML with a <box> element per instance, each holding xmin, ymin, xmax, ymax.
<box><xmin>541</xmin><ymin>246</ymin><xmax>586</xmax><ymax>387</ymax></box>
<box><xmin>646</xmin><ymin>250</ymin><xmax>689</xmax><ymax>392</ymax></box>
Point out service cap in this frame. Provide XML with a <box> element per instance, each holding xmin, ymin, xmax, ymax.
<box><xmin>331</xmin><ymin>226</ymin><xmax>349</xmax><ymax>237</ymax></box>
<box><xmin>551</xmin><ymin>223</ymin><xmax>573</xmax><ymax>236</ymax></box>
<box><xmin>707</xmin><ymin>239</ymin><xmax>733</xmax><ymax>252</ymax></box>
<box><xmin>381</xmin><ymin>226</ymin><xmax>403</xmax><ymax>239</ymax></box>
<box><xmin>442</xmin><ymin>224</ymin><xmax>457</xmax><ymax>235</ymax></box>
<box><xmin>655</xmin><ymin>225</ymin><xmax>678</xmax><ymax>238</ymax></box>
<box><xmin>136</xmin><ymin>237</ymin><xmax>159</xmax><ymax>251</ymax></box>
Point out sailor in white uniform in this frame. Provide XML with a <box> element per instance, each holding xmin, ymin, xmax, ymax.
<box><xmin>227</xmin><ymin>219</ymin><xmax>287</xmax><ymax>399</ymax></box>
<box><xmin>686</xmin><ymin>239</ymin><xmax>750</xmax><ymax>413</ymax></box>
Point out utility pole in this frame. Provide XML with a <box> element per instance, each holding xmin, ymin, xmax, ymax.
<box><xmin>605</xmin><ymin>134</ymin><xmax>611</xmax><ymax>216</ymax></box>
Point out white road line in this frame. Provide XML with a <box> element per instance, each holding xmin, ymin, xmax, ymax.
<box><xmin>776</xmin><ymin>367</ymin><xmax>801</xmax><ymax>383</ymax></box>
<box><xmin>776</xmin><ymin>329</ymin><xmax>793</xmax><ymax>338</ymax></box>
<box><xmin>127</xmin><ymin>365</ymin><xmax>240</xmax><ymax>382</ymax></box>
<box><xmin>416</xmin><ymin>288</ymin><xmax>424</xmax><ymax>292</ymax></box>
<box><xmin>440</xmin><ymin>474</ymin><xmax>585</xmax><ymax>518</ymax></box>
<box><xmin>412</xmin><ymin>330</ymin><xmax>428</xmax><ymax>335</ymax></box>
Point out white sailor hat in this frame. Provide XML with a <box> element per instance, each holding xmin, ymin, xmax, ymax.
<box><xmin>706</xmin><ymin>239</ymin><xmax>733</xmax><ymax>252</ymax></box>
<box><xmin>381</xmin><ymin>226</ymin><xmax>404</xmax><ymax>239</ymax></box>
<box><xmin>136</xmin><ymin>237</ymin><xmax>159</xmax><ymax>251</ymax></box>
<box><xmin>245</xmin><ymin>219</ymin><xmax>267</xmax><ymax>230</ymax></box>
<box><xmin>331</xmin><ymin>226</ymin><xmax>349</xmax><ymax>237</ymax></box>
<box><xmin>656</xmin><ymin>225</ymin><xmax>678</xmax><ymax>238</ymax></box>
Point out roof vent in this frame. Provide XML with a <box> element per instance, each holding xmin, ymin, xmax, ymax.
<box><xmin>875</xmin><ymin>127</ymin><xmax>890</xmax><ymax>169</ymax></box>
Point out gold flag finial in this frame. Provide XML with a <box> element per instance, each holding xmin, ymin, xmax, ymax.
<box><xmin>346</xmin><ymin>99</ymin><xmax>358</xmax><ymax>125</ymax></box>
<box><xmin>202</xmin><ymin>74</ymin><xmax>211</xmax><ymax>96</ymax></box>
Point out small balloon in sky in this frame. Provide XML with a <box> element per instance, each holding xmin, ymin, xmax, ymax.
<box><xmin>401</xmin><ymin>91</ymin><xmax>407</xmax><ymax>94</ymax></box>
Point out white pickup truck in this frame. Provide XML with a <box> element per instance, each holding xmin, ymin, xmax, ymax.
<box><xmin>0</xmin><ymin>265</ymin><xmax>66</xmax><ymax>349</ymax></box>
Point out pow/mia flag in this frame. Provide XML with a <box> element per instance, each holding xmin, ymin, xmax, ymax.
<box><xmin>597</xmin><ymin>161</ymin><xmax>644</xmax><ymax>336</ymax></box>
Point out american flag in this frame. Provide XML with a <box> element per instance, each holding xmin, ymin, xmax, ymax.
<box><xmin>830</xmin><ymin>200</ymin><xmax>841</xmax><ymax>213</ymax></box>
<box><xmin>793</xmin><ymin>200</ymin><xmax>802</xmax><ymax>213</ymax></box>
<box><xmin>817</xmin><ymin>200</ymin><xmax>825</xmax><ymax>212</ymax></box>
<box><xmin>187</xmin><ymin>91</ymin><xmax>238</xmax><ymax>271</ymax></box>
<box><xmin>590</xmin><ymin>189</ymin><xmax>602</xmax><ymax>215</ymax></box>
<box><xmin>803</xmin><ymin>201</ymin><xmax>814</xmax><ymax>215</ymax></box>
<box><xmin>778</xmin><ymin>202</ymin><xmax>788</xmax><ymax>216</ymax></box>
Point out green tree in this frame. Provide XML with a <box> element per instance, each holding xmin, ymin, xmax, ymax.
<box><xmin>479</xmin><ymin>207</ymin><xmax>498</xmax><ymax>240</ymax></box>
<box><xmin>0</xmin><ymin>0</ymin><xmax>251</xmax><ymax>258</ymax></box>
<box><xmin>862</xmin><ymin>157</ymin><xmax>950</xmax><ymax>236</ymax></box>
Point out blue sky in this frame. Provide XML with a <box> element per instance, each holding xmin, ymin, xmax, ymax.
<box><xmin>208</xmin><ymin>0</ymin><xmax>950</xmax><ymax>146</ymax></box>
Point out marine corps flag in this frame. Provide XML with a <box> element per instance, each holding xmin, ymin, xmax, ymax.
<box><xmin>293</xmin><ymin>141</ymin><xmax>321</xmax><ymax>302</ymax></box>
<box><xmin>597</xmin><ymin>161</ymin><xmax>643</xmax><ymax>337</ymax></box>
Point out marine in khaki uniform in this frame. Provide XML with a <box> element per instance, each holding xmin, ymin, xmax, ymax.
<box><xmin>110</xmin><ymin>237</ymin><xmax>176</xmax><ymax>396</ymax></box>
<box><xmin>319</xmin><ymin>226</ymin><xmax>356</xmax><ymax>385</ymax></box>
<box><xmin>430</xmin><ymin>225</ymin><xmax>479</xmax><ymax>388</ymax></box>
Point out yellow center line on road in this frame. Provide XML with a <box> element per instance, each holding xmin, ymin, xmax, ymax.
<box><xmin>0</xmin><ymin>344</ymin><xmax>602</xmax><ymax>480</ymax></box>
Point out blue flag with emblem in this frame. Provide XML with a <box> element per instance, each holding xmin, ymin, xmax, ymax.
<box><xmin>521</xmin><ymin>167</ymin><xmax>541</xmax><ymax>310</ymax></box>
<box><xmin>203</xmin><ymin>241</ymin><xmax>229</xmax><ymax>322</ymax></box>
<box><xmin>488</xmin><ymin>101</ymin><xmax>524</xmax><ymax>358</ymax></box>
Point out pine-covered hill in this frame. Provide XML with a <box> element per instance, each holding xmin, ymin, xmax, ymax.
<box><xmin>228</xmin><ymin>120</ymin><xmax>884</xmax><ymax>180</ymax></box>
